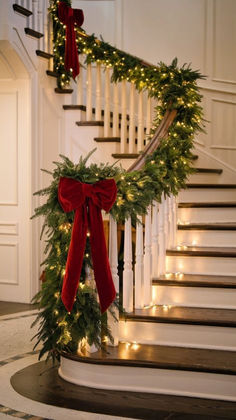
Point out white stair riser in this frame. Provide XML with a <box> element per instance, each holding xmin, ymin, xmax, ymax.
<box><xmin>177</xmin><ymin>229</ymin><xmax>236</xmax><ymax>247</ymax></box>
<box><xmin>179</xmin><ymin>188</ymin><xmax>236</xmax><ymax>202</ymax></box>
<box><xmin>119</xmin><ymin>320</ymin><xmax>236</xmax><ymax>351</ymax></box>
<box><xmin>188</xmin><ymin>173</ymin><xmax>222</xmax><ymax>183</ymax></box>
<box><xmin>60</xmin><ymin>356</ymin><xmax>236</xmax><ymax>401</ymax></box>
<box><xmin>166</xmin><ymin>255</ymin><xmax>236</xmax><ymax>276</ymax></box>
<box><xmin>178</xmin><ymin>207</ymin><xmax>236</xmax><ymax>223</ymax></box>
<box><xmin>152</xmin><ymin>285</ymin><xmax>236</xmax><ymax>309</ymax></box>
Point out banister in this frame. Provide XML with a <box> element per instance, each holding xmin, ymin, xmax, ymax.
<box><xmin>128</xmin><ymin>108</ymin><xmax>177</xmax><ymax>172</ymax></box>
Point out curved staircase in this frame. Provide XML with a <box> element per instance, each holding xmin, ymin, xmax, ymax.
<box><xmin>8</xmin><ymin>0</ymin><xmax>236</xmax><ymax>412</ymax></box>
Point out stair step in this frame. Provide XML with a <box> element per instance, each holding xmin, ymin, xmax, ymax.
<box><xmin>186</xmin><ymin>183</ymin><xmax>236</xmax><ymax>189</ymax></box>
<box><xmin>179</xmin><ymin>202</ymin><xmax>236</xmax><ymax>208</ymax></box>
<box><xmin>11</xmin><ymin>360</ymin><xmax>236</xmax><ymax>420</ymax></box>
<box><xmin>13</xmin><ymin>4</ymin><xmax>32</xmax><ymax>17</ymax></box>
<box><xmin>195</xmin><ymin>168</ymin><xmax>223</xmax><ymax>174</ymax></box>
<box><xmin>166</xmin><ymin>246</ymin><xmax>236</xmax><ymax>258</ymax></box>
<box><xmin>152</xmin><ymin>274</ymin><xmax>236</xmax><ymax>288</ymax></box>
<box><xmin>94</xmin><ymin>137</ymin><xmax>120</xmax><ymax>143</ymax></box>
<box><xmin>63</xmin><ymin>342</ymin><xmax>236</xmax><ymax>375</ymax></box>
<box><xmin>76</xmin><ymin>121</ymin><xmax>104</xmax><ymax>126</ymax></box>
<box><xmin>125</xmin><ymin>306</ymin><xmax>236</xmax><ymax>327</ymax></box>
<box><xmin>55</xmin><ymin>88</ymin><xmax>73</xmax><ymax>94</ymax></box>
<box><xmin>191</xmin><ymin>154</ymin><xmax>198</xmax><ymax>160</ymax></box>
<box><xmin>112</xmin><ymin>153</ymin><xmax>139</xmax><ymax>159</ymax></box>
<box><xmin>63</xmin><ymin>104</ymin><xmax>130</xmax><ymax>121</ymax></box>
<box><xmin>24</xmin><ymin>27</ymin><xmax>43</xmax><ymax>39</ymax></box>
<box><xmin>46</xmin><ymin>70</ymin><xmax>58</xmax><ymax>78</ymax></box>
<box><xmin>178</xmin><ymin>223</ymin><xmax>236</xmax><ymax>231</ymax></box>
<box><xmin>36</xmin><ymin>50</ymin><xmax>53</xmax><ymax>59</ymax></box>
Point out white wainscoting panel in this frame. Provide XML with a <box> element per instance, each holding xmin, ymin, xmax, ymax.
<box><xmin>0</xmin><ymin>242</ymin><xmax>18</xmax><ymax>285</ymax></box>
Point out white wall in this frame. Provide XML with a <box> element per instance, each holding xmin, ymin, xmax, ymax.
<box><xmin>74</xmin><ymin>0</ymin><xmax>236</xmax><ymax>170</ymax></box>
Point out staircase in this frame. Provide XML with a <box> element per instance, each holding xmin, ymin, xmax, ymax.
<box><xmin>8</xmin><ymin>0</ymin><xmax>236</xmax><ymax>409</ymax></box>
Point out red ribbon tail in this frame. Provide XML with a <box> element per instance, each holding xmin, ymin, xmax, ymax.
<box><xmin>88</xmin><ymin>201</ymin><xmax>116</xmax><ymax>313</ymax></box>
<box><xmin>61</xmin><ymin>207</ymin><xmax>87</xmax><ymax>312</ymax></box>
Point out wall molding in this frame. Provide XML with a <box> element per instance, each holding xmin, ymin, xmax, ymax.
<box><xmin>0</xmin><ymin>242</ymin><xmax>18</xmax><ymax>285</ymax></box>
<box><xmin>0</xmin><ymin>223</ymin><xmax>18</xmax><ymax>235</ymax></box>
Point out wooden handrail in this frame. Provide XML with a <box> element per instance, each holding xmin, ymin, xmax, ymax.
<box><xmin>128</xmin><ymin>109</ymin><xmax>177</xmax><ymax>172</ymax></box>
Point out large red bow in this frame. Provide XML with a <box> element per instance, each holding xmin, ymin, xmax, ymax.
<box><xmin>58</xmin><ymin>177</ymin><xmax>117</xmax><ymax>313</ymax></box>
<box><xmin>58</xmin><ymin>2</ymin><xmax>84</xmax><ymax>79</ymax></box>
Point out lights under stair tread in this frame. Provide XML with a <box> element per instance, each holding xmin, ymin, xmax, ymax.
<box><xmin>178</xmin><ymin>201</ymin><xmax>236</xmax><ymax>208</ymax></box>
<box><xmin>167</xmin><ymin>246</ymin><xmax>236</xmax><ymax>257</ymax></box>
<box><xmin>186</xmin><ymin>183</ymin><xmax>236</xmax><ymax>188</ymax></box>
<box><xmin>62</xmin><ymin>342</ymin><xmax>236</xmax><ymax>375</ymax></box>
<box><xmin>153</xmin><ymin>273</ymin><xmax>236</xmax><ymax>288</ymax></box>
<box><xmin>178</xmin><ymin>222</ymin><xmax>236</xmax><ymax>230</ymax></box>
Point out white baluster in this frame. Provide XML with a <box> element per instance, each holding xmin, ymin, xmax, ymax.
<box><xmin>32</xmin><ymin>0</ymin><xmax>38</xmax><ymax>31</ymax></box>
<box><xmin>47</xmin><ymin>11</ymin><xmax>54</xmax><ymax>70</ymax></box>
<box><xmin>77</xmin><ymin>57</ymin><xmax>83</xmax><ymax>105</ymax></box>
<box><xmin>104</xmin><ymin>67</ymin><xmax>111</xmax><ymax>136</ymax></box>
<box><xmin>143</xmin><ymin>205</ymin><xmax>152</xmax><ymax>306</ymax></box>
<box><xmin>37</xmin><ymin>1</ymin><xmax>43</xmax><ymax>51</ymax></box>
<box><xmin>146</xmin><ymin>95</ymin><xmax>152</xmax><ymax>136</ymax></box>
<box><xmin>164</xmin><ymin>196</ymin><xmax>170</xmax><ymax>249</ymax></box>
<box><xmin>108</xmin><ymin>215</ymin><xmax>119</xmax><ymax>346</ymax></box>
<box><xmin>120</xmin><ymin>80</ymin><xmax>127</xmax><ymax>153</ymax></box>
<box><xmin>158</xmin><ymin>198</ymin><xmax>166</xmax><ymax>274</ymax></box>
<box><xmin>152</xmin><ymin>200</ymin><xmax>159</xmax><ymax>278</ymax></box>
<box><xmin>86</xmin><ymin>63</ymin><xmax>92</xmax><ymax>121</ymax></box>
<box><xmin>27</xmin><ymin>0</ymin><xmax>33</xmax><ymax>28</ymax></box>
<box><xmin>137</xmin><ymin>90</ymin><xmax>144</xmax><ymax>153</ymax></box>
<box><xmin>112</xmin><ymin>83</ymin><xmax>119</xmax><ymax>137</ymax></box>
<box><xmin>170</xmin><ymin>195</ymin><xmax>177</xmax><ymax>248</ymax></box>
<box><xmin>134</xmin><ymin>216</ymin><xmax>143</xmax><ymax>308</ymax></box>
<box><xmin>128</xmin><ymin>82</ymin><xmax>135</xmax><ymax>153</ymax></box>
<box><xmin>168</xmin><ymin>196</ymin><xmax>174</xmax><ymax>248</ymax></box>
<box><xmin>95</xmin><ymin>63</ymin><xmax>101</xmax><ymax>121</ymax></box>
<box><xmin>123</xmin><ymin>217</ymin><xmax>133</xmax><ymax>313</ymax></box>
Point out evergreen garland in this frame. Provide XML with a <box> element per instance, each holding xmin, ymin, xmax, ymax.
<box><xmin>31</xmin><ymin>1</ymin><xmax>205</xmax><ymax>361</ymax></box>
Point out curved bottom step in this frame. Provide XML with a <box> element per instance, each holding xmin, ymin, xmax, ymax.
<box><xmin>59</xmin><ymin>343</ymin><xmax>236</xmax><ymax>402</ymax></box>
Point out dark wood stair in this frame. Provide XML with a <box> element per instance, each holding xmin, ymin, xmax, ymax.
<box><xmin>152</xmin><ymin>274</ymin><xmax>236</xmax><ymax>288</ymax></box>
<box><xmin>13</xmin><ymin>4</ymin><xmax>32</xmax><ymax>17</ymax></box>
<box><xmin>36</xmin><ymin>50</ymin><xmax>53</xmax><ymax>59</ymax></box>
<box><xmin>76</xmin><ymin>121</ymin><xmax>104</xmax><ymax>126</ymax></box>
<box><xmin>112</xmin><ymin>153</ymin><xmax>139</xmax><ymax>159</ymax></box>
<box><xmin>166</xmin><ymin>246</ymin><xmax>236</xmax><ymax>258</ymax></box>
<box><xmin>178</xmin><ymin>222</ymin><xmax>236</xmax><ymax>231</ymax></box>
<box><xmin>55</xmin><ymin>88</ymin><xmax>73</xmax><ymax>94</ymax></box>
<box><xmin>123</xmin><ymin>306</ymin><xmax>236</xmax><ymax>327</ymax></box>
<box><xmin>195</xmin><ymin>168</ymin><xmax>222</xmax><ymax>174</ymax></box>
<box><xmin>24</xmin><ymin>27</ymin><xmax>43</xmax><ymax>39</ymax></box>
<box><xmin>178</xmin><ymin>201</ymin><xmax>236</xmax><ymax>208</ymax></box>
<box><xmin>94</xmin><ymin>137</ymin><xmax>121</xmax><ymax>143</ymax></box>
<box><xmin>62</xmin><ymin>342</ymin><xmax>236</xmax><ymax>375</ymax></box>
<box><xmin>46</xmin><ymin>70</ymin><xmax>58</xmax><ymax>78</ymax></box>
<box><xmin>186</xmin><ymin>183</ymin><xmax>236</xmax><ymax>189</ymax></box>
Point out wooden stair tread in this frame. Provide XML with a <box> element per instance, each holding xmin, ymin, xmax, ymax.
<box><xmin>13</xmin><ymin>4</ymin><xmax>32</xmax><ymax>16</ymax></box>
<box><xmin>24</xmin><ymin>27</ymin><xmax>43</xmax><ymax>39</ymax></box>
<box><xmin>46</xmin><ymin>70</ymin><xmax>58</xmax><ymax>78</ymax></box>
<box><xmin>63</xmin><ymin>104</ymin><xmax>130</xmax><ymax>120</ymax></box>
<box><xmin>178</xmin><ymin>201</ymin><xmax>236</xmax><ymax>208</ymax></box>
<box><xmin>152</xmin><ymin>274</ymin><xmax>236</xmax><ymax>288</ymax></box>
<box><xmin>62</xmin><ymin>342</ymin><xmax>236</xmax><ymax>375</ymax></box>
<box><xmin>178</xmin><ymin>222</ymin><xmax>236</xmax><ymax>230</ymax></box>
<box><xmin>94</xmin><ymin>137</ymin><xmax>120</xmax><ymax>143</ymax></box>
<box><xmin>112</xmin><ymin>153</ymin><xmax>139</xmax><ymax>159</ymax></box>
<box><xmin>191</xmin><ymin>154</ymin><xmax>198</xmax><ymax>160</ymax></box>
<box><xmin>55</xmin><ymin>88</ymin><xmax>73</xmax><ymax>94</ymax></box>
<box><xmin>76</xmin><ymin>121</ymin><xmax>104</xmax><ymax>126</ymax></box>
<box><xmin>195</xmin><ymin>168</ymin><xmax>222</xmax><ymax>174</ymax></box>
<box><xmin>186</xmin><ymin>183</ymin><xmax>236</xmax><ymax>188</ymax></box>
<box><xmin>124</xmin><ymin>306</ymin><xmax>236</xmax><ymax>327</ymax></box>
<box><xmin>36</xmin><ymin>50</ymin><xmax>53</xmax><ymax>59</ymax></box>
<box><xmin>167</xmin><ymin>246</ymin><xmax>236</xmax><ymax>257</ymax></box>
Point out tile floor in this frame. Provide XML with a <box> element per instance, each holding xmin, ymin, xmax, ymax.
<box><xmin>0</xmin><ymin>303</ymin><xmax>136</xmax><ymax>420</ymax></box>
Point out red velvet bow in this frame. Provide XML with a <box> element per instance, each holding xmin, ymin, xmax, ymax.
<box><xmin>58</xmin><ymin>2</ymin><xmax>84</xmax><ymax>79</ymax></box>
<box><xmin>58</xmin><ymin>177</ymin><xmax>117</xmax><ymax>313</ymax></box>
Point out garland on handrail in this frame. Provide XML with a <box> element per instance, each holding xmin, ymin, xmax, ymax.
<box><xmin>31</xmin><ymin>1</ymin><xmax>205</xmax><ymax>361</ymax></box>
